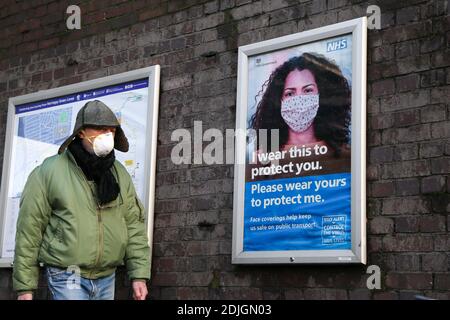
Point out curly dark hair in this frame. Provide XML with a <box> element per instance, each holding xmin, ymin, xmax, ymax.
<box><xmin>250</xmin><ymin>52</ymin><xmax>351</xmax><ymax>156</ymax></box>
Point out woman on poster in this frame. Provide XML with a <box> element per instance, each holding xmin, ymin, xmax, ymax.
<box><xmin>250</xmin><ymin>52</ymin><xmax>351</xmax><ymax>159</ymax></box>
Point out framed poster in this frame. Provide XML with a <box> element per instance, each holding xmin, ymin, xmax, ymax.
<box><xmin>232</xmin><ymin>18</ymin><xmax>367</xmax><ymax>264</ymax></box>
<box><xmin>0</xmin><ymin>65</ymin><xmax>160</xmax><ymax>267</ymax></box>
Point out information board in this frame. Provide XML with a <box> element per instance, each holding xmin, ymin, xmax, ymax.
<box><xmin>0</xmin><ymin>66</ymin><xmax>160</xmax><ymax>266</ymax></box>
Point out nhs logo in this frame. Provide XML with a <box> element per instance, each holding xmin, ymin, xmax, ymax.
<box><xmin>326</xmin><ymin>39</ymin><xmax>347</xmax><ymax>52</ymax></box>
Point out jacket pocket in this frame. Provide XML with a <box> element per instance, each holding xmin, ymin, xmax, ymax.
<box><xmin>42</xmin><ymin>218</ymin><xmax>60</xmax><ymax>249</ymax></box>
<box><xmin>114</xmin><ymin>215</ymin><xmax>128</xmax><ymax>265</ymax></box>
<box><xmin>100</xmin><ymin>210</ymin><xmax>128</xmax><ymax>267</ymax></box>
<box><xmin>135</xmin><ymin>197</ymin><xmax>146</xmax><ymax>222</ymax></box>
<box><xmin>119</xmin><ymin>216</ymin><xmax>128</xmax><ymax>255</ymax></box>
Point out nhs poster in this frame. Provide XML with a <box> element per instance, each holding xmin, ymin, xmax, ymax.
<box><xmin>244</xmin><ymin>34</ymin><xmax>353</xmax><ymax>252</ymax></box>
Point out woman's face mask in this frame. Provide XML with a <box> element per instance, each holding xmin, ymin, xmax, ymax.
<box><xmin>85</xmin><ymin>132</ymin><xmax>115</xmax><ymax>157</ymax></box>
<box><xmin>280</xmin><ymin>94</ymin><xmax>319</xmax><ymax>133</ymax></box>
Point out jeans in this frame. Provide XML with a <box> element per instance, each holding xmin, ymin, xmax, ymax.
<box><xmin>47</xmin><ymin>266</ymin><xmax>115</xmax><ymax>300</ymax></box>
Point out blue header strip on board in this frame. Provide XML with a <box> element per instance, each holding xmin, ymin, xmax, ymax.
<box><xmin>16</xmin><ymin>78</ymin><xmax>149</xmax><ymax>114</ymax></box>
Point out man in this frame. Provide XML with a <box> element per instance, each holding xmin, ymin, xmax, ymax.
<box><xmin>13</xmin><ymin>100</ymin><xmax>150</xmax><ymax>300</ymax></box>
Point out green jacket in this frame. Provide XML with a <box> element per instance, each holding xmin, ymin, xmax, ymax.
<box><xmin>13</xmin><ymin>150</ymin><xmax>151</xmax><ymax>292</ymax></box>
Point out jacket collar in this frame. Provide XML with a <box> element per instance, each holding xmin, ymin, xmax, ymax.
<box><xmin>63</xmin><ymin>149</ymin><xmax>123</xmax><ymax>209</ymax></box>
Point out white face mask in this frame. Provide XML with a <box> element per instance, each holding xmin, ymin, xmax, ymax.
<box><xmin>86</xmin><ymin>132</ymin><xmax>115</xmax><ymax>157</ymax></box>
<box><xmin>280</xmin><ymin>94</ymin><xmax>319</xmax><ymax>133</ymax></box>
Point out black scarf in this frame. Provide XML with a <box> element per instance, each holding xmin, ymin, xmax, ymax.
<box><xmin>68</xmin><ymin>138</ymin><xmax>120</xmax><ymax>205</ymax></box>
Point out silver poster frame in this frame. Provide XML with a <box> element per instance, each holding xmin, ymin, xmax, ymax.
<box><xmin>232</xmin><ymin>17</ymin><xmax>367</xmax><ymax>264</ymax></box>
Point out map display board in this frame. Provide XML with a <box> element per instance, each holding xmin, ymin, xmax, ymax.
<box><xmin>0</xmin><ymin>66</ymin><xmax>160</xmax><ymax>266</ymax></box>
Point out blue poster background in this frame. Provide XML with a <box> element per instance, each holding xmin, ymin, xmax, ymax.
<box><xmin>244</xmin><ymin>173</ymin><xmax>351</xmax><ymax>251</ymax></box>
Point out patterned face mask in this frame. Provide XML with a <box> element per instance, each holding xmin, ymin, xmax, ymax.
<box><xmin>280</xmin><ymin>94</ymin><xmax>319</xmax><ymax>133</ymax></box>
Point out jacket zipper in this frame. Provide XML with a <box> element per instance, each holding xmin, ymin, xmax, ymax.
<box><xmin>69</xmin><ymin>155</ymin><xmax>104</xmax><ymax>278</ymax></box>
<box><xmin>93</xmin><ymin>205</ymin><xmax>104</xmax><ymax>274</ymax></box>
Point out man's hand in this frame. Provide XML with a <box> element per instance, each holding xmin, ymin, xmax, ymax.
<box><xmin>17</xmin><ymin>293</ymin><xmax>33</xmax><ymax>300</ymax></box>
<box><xmin>132</xmin><ymin>281</ymin><xmax>148</xmax><ymax>300</ymax></box>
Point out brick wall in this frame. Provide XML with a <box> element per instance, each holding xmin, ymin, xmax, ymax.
<box><xmin>0</xmin><ymin>0</ymin><xmax>449</xmax><ymax>300</ymax></box>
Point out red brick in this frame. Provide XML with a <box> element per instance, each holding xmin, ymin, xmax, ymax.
<box><xmin>434</xmin><ymin>274</ymin><xmax>450</xmax><ymax>290</ymax></box>
<box><xmin>368</xmin><ymin>237</ymin><xmax>383</xmax><ymax>252</ymax></box>
<box><xmin>59</xmin><ymin>75</ymin><xmax>82</xmax><ymax>86</ymax></box>
<box><xmin>367</xmin><ymin>199</ymin><xmax>382</xmax><ymax>218</ymax></box>
<box><xmin>422</xmin><ymin>175</ymin><xmax>446</xmax><ymax>193</ymax></box>
<box><xmin>31</xmin><ymin>72</ymin><xmax>41</xmax><ymax>84</ymax></box>
<box><xmin>431</xmin><ymin>121</ymin><xmax>450</xmax><ymax>139</ymax></box>
<box><xmin>370</xmin><ymin>114</ymin><xmax>393</xmax><ymax>130</ymax></box>
<box><xmin>420</xmin><ymin>141</ymin><xmax>444</xmax><ymax>158</ymax></box>
<box><xmin>396</xmin><ymin>6</ymin><xmax>420</xmax><ymax>25</ymax></box>
<box><xmin>431</xmin><ymin>49</ymin><xmax>450</xmax><ymax>68</ymax></box>
<box><xmin>152</xmin><ymin>273</ymin><xmax>178</xmax><ymax>286</ymax></box>
<box><xmin>53</xmin><ymin>68</ymin><xmax>65</xmax><ymax>80</ymax></box>
<box><xmin>303</xmin><ymin>288</ymin><xmax>325</xmax><ymax>300</ymax></box>
<box><xmin>394</xmin><ymin>110</ymin><xmax>420</xmax><ymax>127</ymax></box>
<box><xmin>383</xmin><ymin>235</ymin><xmax>433</xmax><ymax>252</ymax></box>
<box><xmin>434</xmin><ymin>235</ymin><xmax>450</xmax><ymax>251</ymax></box>
<box><xmin>373</xmin><ymin>291</ymin><xmax>399</xmax><ymax>300</ymax></box>
<box><xmin>139</xmin><ymin>5</ymin><xmax>168</xmax><ymax>21</ymax></box>
<box><xmin>369</xmin><ymin>146</ymin><xmax>393</xmax><ymax>164</ymax></box>
<box><xmin>419</xmin><ymin>215</ymin><xmax>447</xmax><ymax>232</ymax></box>
<box><xmin>431</xmin><ymin>157</ymin><xmax>450</xmax><ymax>174</ymax></box>
<box><xmin>382</xmin><ymin>197</ymin><xmax>429</xmax><ymax>215</ymax></box>
<box><xmin>177</xmin><ymin>287</ymin><xmax>208</xmax><ymax>300</ymax></box>
<box><xmin>395</xmin><ymin>40</ymin><xmax>419</xmax><ymax>59</ymax></box>
<box><xmin>421</xmin><ymin>105</ymin><xmax>446</xmax><ymax>123</ymax></box>
<box><xmin>368</xmin><ymin>131</ymin><xmax>381</xmax><ymax>147</ymax></box>
<box><xmin>421</xmin><ymin>69</ymin><xmax>446</xmax><ymax>87</ymax></box>
<box><xmin>102</xmin><ymin>55</ymin><xmax>114</xmax><ymax>66</ymax></box>
<box><xmin>393</xmin><ymin>143</ymin><xmax>418</xmax><ymax>161</ymax></box>
<box><xmin>372</xmin><ymin>79</ymin><xmax>395</xmax><ymax>96</ymax></box>
<box><xmin>371</xmin><ymin>45</ymin><xmax>394</xmax><ymax>63</ymax></box>
<box><xmin>421</xmin><ymin>253</ymin><xmax>448</xmax><ymax>271</ymax></box>
<box><xmin>366</xmin><ymin>165</ymin><xmax>379</xmax><ymax>181</ymax></box>
<box><xmin>35</xmin><ymin>5</ymin><xmax>47</xmax><ymax>17</ymax></box>
<box><xmin>105</xmin><ymin>4</ymin><xmax>133</xmax><ymax>19</ymax></box>
<box><xmin>285</xmin><ymin>289</ymin><xmax>304</xmax><ymax>300</ymax></box>
<box><xmin>431</xmin><ymin>86</ymin><xmax>450</xmax><ymax>104</ymax></box>
<box><xmin>220</xmin><ymin>288</ymin><xmax>262</xmax><ymax>299</ymax></box>
<box><xmin>84</xmin><ymin>11</ymin><xmax>107</xmax><ymax>25</ymax></box>
<box><xmin>367</xmin><ymin>63</ymin><xmax>383</xmax><ymax>81</ymax></box>
<box><xmin>370</xmin><ymin>181</ymin><xmax>395</xmax><ymax>198</ymax></box>
<box><xmin>396</xmin><ymin>74</ymin><xmax>420</xmax><ymax>92</ymax></box>
<box><xmin>386</xmin><ymin>273</ymin><xmax>433</xmax><ymax>290</ymax></box>
<box><xmin>395</xmin><ymin>253</ymin><xmax>420</xmax><ymax>271</ymax></box>
<box><xmin>395</xmin><ymin>216</ymin><xmax>419</xmax><ymax>233</ymax></box>
<box><xmin>38</xmin><ymin>37</ymin><xmax>59</xmax><ymax>50</ymax></box>
<box><xmin>381</xmin><ymin>160</ymin><xmax>430</xmax><ymax>179</ymax></box>
<box><xmin>16</xmin><ymin>41</ymin><xmax>37</xmax><ymax>53</ymax></box>
<box><xmin>348</xmin><ymin>289</ymin><xmax>371</xmax><ymax>300</ymax></box>
<box><xmin>42</xmin><ymin>71</ymin><xmax>52</xmax><ymax>82</ymax></box>
<box><xmin>370</xmin><ymin>217</ymin><xmax>394</xmax><ymax>234</ymax></box>
<box><xmin>395</xmin><ymin>179</ymin><xmax>420</xmax><ymax>196</ymax></box>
